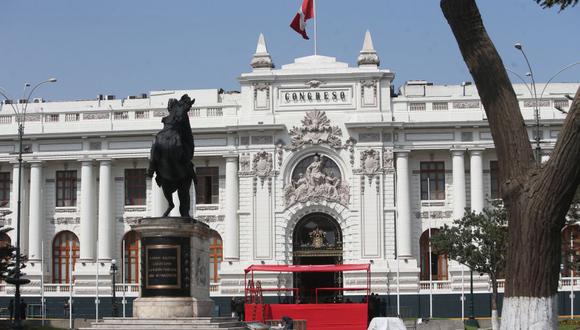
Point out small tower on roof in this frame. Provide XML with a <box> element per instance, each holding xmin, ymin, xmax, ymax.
<box><xmin>357</xmin><ymin>30</ymin><xmax>380</xmax><ymax>68</ymax></box>
<box><xmin>251</xmin><ymin>33</ymin><xmax>274</xmax><ymax>70</ymax></box>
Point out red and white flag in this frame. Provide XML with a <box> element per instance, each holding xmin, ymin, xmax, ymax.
<box><xmin>290</xmin><ymin>0</ymin><xmax>315</xmax><ymax>40</ymax></box>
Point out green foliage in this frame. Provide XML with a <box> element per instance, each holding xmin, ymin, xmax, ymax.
<box><xmin>0</xmin><ymin>226</ymin><xmax>26</xmax><ymax>281</ymax></box>
<box><xmin>0</xmin><ymin>227</ymin><xmax>16</xmax><ymax>281</ymax></box>
<box><xmin>431</xmin><ymin>203</ymin><xmax>507</xmax><ymax>280</ymax></box>
<box><xmin>536</xmin><ymin>0</ymin><xmax>578</xmax><ymax>10</ymax></box>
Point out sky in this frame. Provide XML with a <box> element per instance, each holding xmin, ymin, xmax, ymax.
<box><xmin>0</xmin><ymin>0</ymin><xmax>579</xmax><ymax>102</ymax></box>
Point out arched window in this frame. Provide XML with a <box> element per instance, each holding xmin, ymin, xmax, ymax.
<box><xmin>209</xmin><ymin>230</ymin><xmax>223</xmax><ymax>283</ymax></box>
<box><xmin>52</xmin><ymin>231</ymin><xmax>79</xmax><ymax>284</ymax></box>
<box><xmin>123</xmin><ymin>231</ymin><xmax>140</xmax><ymax>284</ymax></box>
<box><xmin>420</xmin><ymin>229</ymin><xmax>448</xmax><ymax>281</ymax></box>
<box><xmin>562</xmin><ymin>225</ymin><xmax>580</xmax><ymax>277</ymax></box>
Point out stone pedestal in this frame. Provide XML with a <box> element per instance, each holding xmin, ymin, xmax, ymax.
<box><xmin>131</xmin><ymin>217</ymin><xmax>213</xmax><ymax>319</ymax></box>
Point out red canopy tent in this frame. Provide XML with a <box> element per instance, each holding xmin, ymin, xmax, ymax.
<box><xmin>244</xmin><ymin>264</ymin><xmax>371</xmax><ymax>330</ymax></box>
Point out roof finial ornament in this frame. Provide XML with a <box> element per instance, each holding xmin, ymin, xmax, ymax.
<box><xmin>251</xmin><ymin>33</ymin><xmax>274</xmax><ymax>70</ymax></box>
<box><xmin>357</xmin><ymin>30</ymin><xmax>380</xmax><ymax>67</ymax></box>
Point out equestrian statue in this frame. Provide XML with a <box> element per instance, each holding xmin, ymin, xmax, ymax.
<box><xmin>147</xmin><ymin>94</ymin><xmax>197</xmax><ymax>217</ymax></box>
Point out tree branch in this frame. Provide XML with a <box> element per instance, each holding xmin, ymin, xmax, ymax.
<box><xmin>537</xmin><ymin>88</ymin><xmax>580</xmax><ymax>224</ymax></box>
<box><xmin>440</xmin><ymin>0</ymin><xmax>535</xmax><ymax>188</ymax></box>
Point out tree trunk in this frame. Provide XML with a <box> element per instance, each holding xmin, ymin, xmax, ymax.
<box><xmin>441</xmin><ymin>0</ymin><xmax>580</xmax><ymax>328</ymax></box>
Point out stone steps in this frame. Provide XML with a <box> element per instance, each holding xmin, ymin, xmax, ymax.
<box><xmin>80</xmin><ymin>317</ymin><xmax>246</xmax><ymax>330</ymax></box>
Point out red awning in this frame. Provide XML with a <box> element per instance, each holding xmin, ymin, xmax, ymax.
<box><xmin>244</xmin><ymin>264</ymin><xmax>370</xmax><ymax>273</ymax></box>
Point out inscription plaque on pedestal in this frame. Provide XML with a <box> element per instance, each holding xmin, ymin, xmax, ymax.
<box><xmin>146</xmin><ymin>245</ymin><xmax>181</xmax><ymax>289</ymax></box>
<box><xmin>141</xmin><ymin>236</ymin><xmax>190</xmax><ymax>297</ymax></box>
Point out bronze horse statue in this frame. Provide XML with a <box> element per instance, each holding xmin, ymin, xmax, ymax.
<box><xmin>147</xmin><ymin>94</ymin><xmax>197</xmax><ymax>217</ymax></box>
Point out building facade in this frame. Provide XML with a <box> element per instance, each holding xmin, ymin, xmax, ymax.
<box><xmin>0</xmin><ymin>32</ymin><xmax>578</xmax><ymax>315</ymax></box>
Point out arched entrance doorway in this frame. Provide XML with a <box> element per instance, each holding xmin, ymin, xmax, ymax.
<box><xmin>292</xmin><ymin>212</ymin><xmax>343</xmax><ymax>303</ymax></box>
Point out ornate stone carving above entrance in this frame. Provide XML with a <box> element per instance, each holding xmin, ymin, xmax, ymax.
<box><xmin>309</xmin><ymin>227</ymin><xmax>327</xmax><ymax>248</ymax></box>
<box><xmin>284</xmin><ymin>154</ymin><xmax>349</xmax><ymax>207</ymax></box>
<box><xmin>253</xmin><ymin>151</ymin><xmax>273</xmax><ymax>177</ymax></box>
<box><xmin>287</xmin><ymin>111</ymin><xmax>343</xmax><ymax>151</ymax></box>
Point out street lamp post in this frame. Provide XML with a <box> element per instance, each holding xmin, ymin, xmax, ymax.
<box><xmin>110</xmin><ymin>259</ymin><xmax>118</xmax><ymax>317</ymax></box>
<box><xmin>514</xmin><ymin>43</ymin><xmax>542</xmax><ymax>164</ymax></box>
<box><xmin>464</xmin><ymin>268</ymin><xmax>479</xmax><ymax>327</ymax></box>
<box><xmin>0</xmin><ymin>78</ymin><xmax>57</xmax><ymax>330</ymax></box>
<box><xmin>512</xmin><ymin>43</ymin><xmax>580</xmax><ymax>164</ymax></box>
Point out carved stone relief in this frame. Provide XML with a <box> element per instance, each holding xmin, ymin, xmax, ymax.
<box><xmin>344</xmin><ymin>137</ymin><xmax>357</xmax><ymax>166</ymax></box>
<box><xmin>84</xmin><ymin>113</ymin><xmax>110</xmax><ymax>120</ymax></box>
<box><xmin>275</xmin><ymin>140</ymin><xmax>285</xmax><ymax>168</ymax></box>
<box><xmin>452</xmin><ymin>101</ymin><xmax>480</xmax><ymax>109</ymax></box>
<box><xmin>253</xmin><ymin>151</ymin><xmax>273</xmax><ymax>177</ymax></box>
<box><xmin>383</xmin><ymin>149</ymin><xmax>394</xmax><ymax>173</ymax></box>
<box><xmin>196</xmin><ymin>205</ymin><xmax>220</xmax><ymax>211</ymax></box>
<box><xmin>360</xmin><ymin>149</ymin><xmax>381</xmax><ymax>176</ymax></box>
<box><xmin>197</xmin><ymin>215</ymin><xmax>225</xmax><ymax>223</ymax></box>
<box><xmin>305</xmin><ymin>80</ymin><xmax>324</xmax><ymax>88</ymax></box>
<box><xmin>415</xmin><ymin>210</ymin><xmax>453</xmax><ymax>219</ymax></box>
<box><xmin>51</xmin><ymin>217</ymin><xmax>80</xmax><ymax>225</ymax></box>
<box><xmin>239</xmin><ymin>153</ymin><xmax>251</xmax><ymax>174</ymax></box>
<box><xmin>287</xmin><ymin>111</ymin><xmax>343</xmax><ymax>151</ymax></box>
<box><xmin>284</xmin><ymin>154</ymin><xmax>349</xmax><ymax>207</ymax></box>
<box><xmin>360</xmin><ymin>80</ymin><xmax>378</xmax><ymax>106</ymax></box>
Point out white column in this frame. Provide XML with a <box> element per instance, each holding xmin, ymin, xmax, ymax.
<box><xmin>469</xmin><ymin>149</ymin><xmax>484</xmax><ymax>213</ymax></box>
<box><xmin>396</xmin><ymin>151</ymin><xmax>412</xmax><ymax>257</ymax></box>
<box><xmin>151</xmin><ymin>173</ymin><xmax>168</xmax><ymax>217</ymax></box>
<box><xmin>452</xmin><ymin>149</ymin><xmax>466</xmax><ymax>220</ymax></box>
<box><xmin>10</xmin><ymin>163</ymin><xmax>29</xmax><ymax>256</ymax></box>
<box><xmin>28</xmin><ymin>162</ymin><xmax>43</xmax><ymax>261</ymax></box>
<box><xmin>80</xmin><ymin>160</ymin><xmax>96</xmax><ymax>261</ymax></box>
<box><xmin>224</xmin><ymin>156</ymin><xmax>239</xmax><ymax>260</ymax></box>
<box><xmin>98</xmin><ymin>160</ymin><xmax>114</xmax><ymax>260</ymax></box>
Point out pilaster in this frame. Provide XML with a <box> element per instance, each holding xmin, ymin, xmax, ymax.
<box><xmin>224</xmin><ymin>155</ymin><xmax>239</xmax><ymax>260</ymax></box>
<box><xmin>395</xmin><ymin>150</ymin><xmax>412</xmax><ymax>258</ymax></box>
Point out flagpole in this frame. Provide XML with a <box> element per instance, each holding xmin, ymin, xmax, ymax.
<box><xmin>313</xmin><ymin>0</ymin><xmax>317</xmax><ymax>55</ymax></box>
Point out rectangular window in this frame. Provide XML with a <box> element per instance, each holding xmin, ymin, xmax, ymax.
<box><xmin>0</xmin><ymin>172</ymin><xmax>9</xmax><ymax>208</ymax></box>
<box><xmin>196</xmin><ymin>167</ymin><xmax>219</xmax><ymax>204</ymax></box>
<box><xmin>490</xmin><ymin>161</ymin><xmax>501</xmax><ymax>199</ymax></box>
<box><xmin>554</xmin><ymin>99</ymin><xmax>569</xmax><ymax>109</ymax></box>
<box><xmin>432</xmin><ymin>102</ymin><xmax>448</xmax><ymax>111</ymax></box>
<box><xmin>125</xmin><ymin>168</ymin><xmax>147</xmax><ymax>206</ymax></box>
<box><xmin>420</xmin><ymin>162</ymin><xmax>445</xmax><ymax>200</ymax></box>
<box><xmin>56</xmin><ymin>170</ymin><xmax>77</xmax><ymax>207</ymax></box>
<box><xmin>409</xmin><ymin>102</ymin><xmax>426</xmax><ymax>111</ymax></box>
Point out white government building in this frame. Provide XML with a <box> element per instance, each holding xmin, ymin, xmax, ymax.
<box><xmin>0</xmin><ymin>32</ymin><xmax>578</xmax><ymax>311</ymax></box>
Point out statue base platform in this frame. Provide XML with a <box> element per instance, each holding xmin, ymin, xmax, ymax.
<box><xmin>133</xmin><ymin>297</ymin><xmax>214</xmax><ymax>319</ymax></box>
<box><xmin>130</xmin><ymin>217</ymin><xmax>214</xmax><ymax>318</ymax></box>
<box><xmin>81</xmin><ymin>317</ymin><xmax>244</xmax><ymax>330</ymax></box>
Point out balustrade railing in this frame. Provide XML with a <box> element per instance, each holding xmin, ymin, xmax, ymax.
<box><xmin>0</xmin><ymin>105</ymin><xmax>235</xmax><ymax>128</ymax></box>
<box><xmin>65</xmin><ymin>113</ymin><xmax>80</xmax><ymax>122</ymax></box>
<box><xmin>419</xmin><ymin>280</ymin><xmax>451</xmax><ymax>291</ymax></box>
<box><xmin>2</xmin><ymin>277</ymin><xmax>580</xmax><ymax>297</ymax></box>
